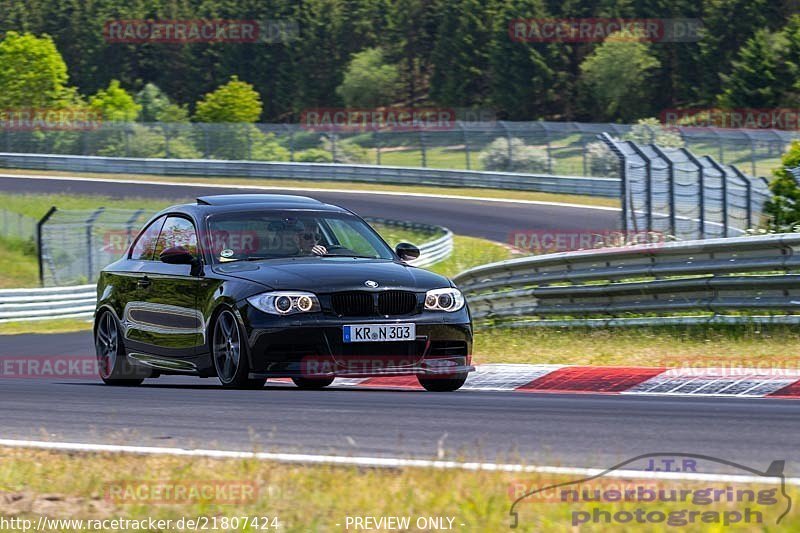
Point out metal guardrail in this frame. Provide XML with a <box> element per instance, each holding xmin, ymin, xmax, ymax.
<box><xmin>0</xmin><ymin>284</ymin><xmax>96</xmax><ymax>322</ymax></box>
<box><xmin>0</xmin><ymin>153</ymin><xmax>621</xmax><ymax>197</ymax></box>
<box><xmin>2</xmin><ymin>220</ymin><xmax>452</xmax><ymax>322</ymax></box>
<box><xmin>367</xmin><ymin>218</ymin><xmax>453</xmax><ymax>268</ymax></box>
<box><xmin>453</xmin><ymin>234</ymin><xmax>800</xmax><ymax>327</ymax></box>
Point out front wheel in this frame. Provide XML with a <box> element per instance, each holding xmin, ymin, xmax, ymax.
<box><xmin>212</xmin><ymin>309</ymin><xmax>266</xmax><ymax>389</ymax></box>
<box><xmin>95</xmin><ymin>310</ymin><xmax>147</xmax><ymax>386</ymax></box>
<box><xmin>292</xmin><ymin>377</ymin><xmax>335</xmax><ymax>389</ymax></box>
<box><xmin>417</xmin><ymin>372</ymin><xmax>468</xmax><ymax>392</ymax></box>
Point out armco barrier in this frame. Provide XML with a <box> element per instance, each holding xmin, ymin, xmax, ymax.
<box><xmin>0</xmin><ymin>284</ymin><xmax>96</xmax><ymax>322</ymax></box>
<box><xmin>2</xmin><ymin>220</ymin><xmax>452</xmax><ymax>322</ymax></box>
<box><xmin>453</xmin><ymin>234</ymin><xmax>800</xmax><ymax>327</ymax></box>
<box><xmin>0</xmin><ymin>153</ymin><xmax>621</xmax><ymax>197</ymax></box>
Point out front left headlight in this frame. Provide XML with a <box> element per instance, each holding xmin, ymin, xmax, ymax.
<box><xmin>424</xmin><ymin>287</ymin><xmax>465</xmax><ymax>312</ymax></box>
<box><xmin>247</xmin><ymin>291</ymin><xmax>321</xmax><ymax>315</ymax></box>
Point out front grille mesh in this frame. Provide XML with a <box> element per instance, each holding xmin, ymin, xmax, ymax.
<box><xmin>331</xmin><ymin>292</ymin><xmax>373</xmax><ymax>316</ymax></box>
<box><xmin>378</xmin><ymin>290</ymin><xmax>417</xmax><ymax>315</ymax></box>
<box><xmin>330</xmin><ymin>290</ymin><xmax>418</xmax><ymax>316</ymax></box>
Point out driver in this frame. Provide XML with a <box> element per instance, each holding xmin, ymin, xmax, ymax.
<box><xmin>287</xmin><ymin>219</ymin><xmax>327</xmax><ymax>256</ymax></box>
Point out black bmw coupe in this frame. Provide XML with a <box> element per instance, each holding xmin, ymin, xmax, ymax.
<box><xmin>94</xmin><ymin>194</ymin><xmax>474</xmax><ymax>391</ymax></box>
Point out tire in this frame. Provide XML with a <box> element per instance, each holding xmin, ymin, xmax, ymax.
<box><xmin>292</xmin><ymin>377</ymin><xmax>335</xmax><ymax>389</ymax></box>
<box><xmin>95</xmin><ymin>310</ymin><xmax>147</xmax><ymax>386</ymax></box>
<box><xmin>212</xmin><ymin>309</ymin><xmax>266</xmax><ymax>389</ymax></box>
<box><xmin>417</xmin><ymin>372</ymin><xmax>468</xmax><ymax>392</ymax></box>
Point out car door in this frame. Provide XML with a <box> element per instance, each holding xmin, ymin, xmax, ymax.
<box><xmin>123</xmin><ymin>215</ymin><xmax>204</xmax><ymax>367</ymax></box>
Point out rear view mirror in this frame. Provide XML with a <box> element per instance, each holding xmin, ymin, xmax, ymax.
<box><xmin>395</xmin><ymin>242</ymin><xmax>420</xmax><ymax>261</ymax></box>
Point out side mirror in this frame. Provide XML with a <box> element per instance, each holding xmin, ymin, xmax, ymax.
<box><xmin>159</xmin><ymin>246</ymin><xmax>195</xmax><ymax>265</ymax></box>
<box><xmin>395</xmin><ymin>242</ymin><xmax>420</xmax><ymax>261</ymax></box>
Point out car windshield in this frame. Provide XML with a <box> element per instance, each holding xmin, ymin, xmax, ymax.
<box><xmin>206</xmin><ymin>211</ymin><xmax>394</xmax><ymax>263</ymax></box>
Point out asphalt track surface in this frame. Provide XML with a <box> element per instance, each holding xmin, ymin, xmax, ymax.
<box><xmin>2</xmin><ymin>175</ymin><xmax>798</xmax><ymax>475</ymax></box>
<box><xmin>0</xmin><ymin>175</ymin><xmax>619</xmax><ymax>243</ymax></box>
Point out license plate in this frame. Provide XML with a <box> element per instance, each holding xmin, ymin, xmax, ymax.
<box><xmin>343</xmin><ymin>323</ymin><xmax>416</xmax><ymax>343</ymax></box>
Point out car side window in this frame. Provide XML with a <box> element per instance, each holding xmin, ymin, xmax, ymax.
<box><xmin>130</xmin><ymin>216</ymin><xmax>166</xmax><ymax>261</ymax></box>
<box><xmin>153</xmin><ymin>216</ymin><xmax>198</xmax><ymax>259</ymax></box>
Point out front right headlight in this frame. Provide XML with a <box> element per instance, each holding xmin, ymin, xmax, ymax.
<box><xmin>247</xmin><ymin>291</ymin><xmax>321</xmax><ymax>315</ymax></box>
<box><xmin>424</xmin><ymin>288</ymin><xmax>465</xmax><ymax>312</ymax></box>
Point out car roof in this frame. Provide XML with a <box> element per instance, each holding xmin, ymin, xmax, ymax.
<box><xmin>196</xmin><ymin>194</ymin><xmax>324</xmax><ymax>206</ymax></box>
<box><xmin>156</xmin><ymin>194</ymin><xmax>350</xmax><ymax>218</ymax></box>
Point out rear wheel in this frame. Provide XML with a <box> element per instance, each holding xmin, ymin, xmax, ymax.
<box><xmin>95</xmin><ymin>310</ymin><xmax>146</xmax><ymax>386</ymax></box>
<box><xmin>212</xmin><ymin>309</ymin><xmax>266</xmax><ymax>389</ymax></box>
<box><xmin>292</xmin><ymin>377</ymin><xmax>335</xmax><ymax>389</ymax></box>
<box><xmin>417</xmin><ymin>372</ymin><xmax>468</xmax><ymax>392</ymax></box>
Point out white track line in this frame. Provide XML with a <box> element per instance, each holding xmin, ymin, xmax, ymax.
<box><xmin>0</xmin><ymin>173</ymin><xmax>621</xmax><ymax>212</ymax></box>
<box><xmin>0</xmin><ymin>438</ymin><xmax>797</xmax><ymax>485</ymax></box>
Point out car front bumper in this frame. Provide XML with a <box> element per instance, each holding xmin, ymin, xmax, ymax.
<box><xmin>241</xmin><ymin>309</ymin><xmax>473</xmax><ymax>379</ymax></box>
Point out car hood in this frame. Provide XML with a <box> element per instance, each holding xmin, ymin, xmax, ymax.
<box><xmin>212</xmin><ymin>257</ymin><xmax>452</xmax><ymax>292</ymax></box>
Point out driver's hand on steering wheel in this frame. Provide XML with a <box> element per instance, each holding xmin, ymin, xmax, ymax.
<box><xmin>311</xmin><ymin>244</ymin><xmax>327</xmax><ymax>256</ymax></box>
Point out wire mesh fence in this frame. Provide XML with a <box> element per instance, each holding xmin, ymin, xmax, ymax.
<box><xmin>600</xmin><ymin>133</ymin><xmax>771</xmax><ymax>240</ymax></box>
<box><xmin>0</xmin><ymin>121</ymin><xmax>792</xmax><ymax>178</ymax></box>
<box><xmin>0</xmin><ymin>208</ymin><xmax>37</xmax><ymax>242</ymax></box>
<box><xmin>39</xmin><ymin>208</ymin><xmax>152</xmax><ymax>286</ymax></box>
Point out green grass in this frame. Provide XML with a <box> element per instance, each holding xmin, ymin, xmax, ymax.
<box><xmin>0</xmin><ymin>192</ymin><xmax>174</xmax><ymax>220</ymax></box>
<box><xmin>0</xmin><ymin>447</ymin><xmax>794</xmax><ymax>532</ymax></box>
<box><xmin>428</xmin><ymin>235</ymin><xmax>515</xmax><ymax>278</ymax></box>
<box><xmin>473</xmin><ymin>324</ymin><xmax>800</xmax><ymax>367</ymax></box>
<box><xmin>0</xmin><ymin>318</ymin><xmax>93</xmax><ymax>335</ymax></box>
<box><xmin>0</xmin><ymin>236</ymin><xmax>39</xmax><ymax>288</ymax></box>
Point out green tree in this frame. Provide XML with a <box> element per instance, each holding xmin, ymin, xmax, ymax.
<box><xmin>764</xmin><ymin>141</ymin><xmax>800</xmax><ymax>229</ymax></box>
<box><xmin>89</xmin><ymin>79</ymin><xmax>141</xmax><ymax>121</ymax></box>
<box><xmin>0</xmin><ymin>31</ymin><xmax>69</xmax><ymax>108</ymax></box>
<box><xmin>488</xmin><ymin>0</ymin><xmax>557</xmax><ymax>119</ymax></box>
<box><xmin>194</xmin><ymin>76</ymin><xmax>263</xmax><ymax>123</ymax></box>
<box><xmin>717</xmin><ymin>29</ymin><xmax>790</xmax><ymax>108</ymax></box>
<box><xmin>135</xmin><ymin>83</ymin><xmax>171</xmax><ymax>122</ymax></box>
<box><xmin>579</xmin><ymin>30</ymin><xmax>661</xmax><ymax>122</ymax></box>
<box><xmin>429</xmin><ymin>0</ymin><xmax>492</xmax><ymax>106</ymax></box>
<box><xmin>335</xmin><ymin>48</ymin><xmax>401</xmax><ymax>107</ymax></box>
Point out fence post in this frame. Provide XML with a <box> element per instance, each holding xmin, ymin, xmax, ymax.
<box><xmin>682</xmin><ymin>149</ymin><xmax>706</xmax><ymax>238</ymax></box>
<box><xmin>650</xmin><ymin>144</ymin><xmax>676</xmax><ymax>237</ymax></box>
<box><xmin>705</xmin><ymin>156</ymin><xmax>729</xmax><ymax>237</ymax></box>
<box><xmin>125</xmin><ymin>209</ymin><xmax>146</xmax><ymax>253</ymax></box>
<box><xmin>86</xmin><ymin>207</ymin><xmax>105</xmax><ymax>283</ymax></box>
<box><xmin>419</xmin><ymin>130</ymin><xmax>427</xmax><ymax>167</ymax></box>
<box><xmin>626</xmin><ymin>141</ymin><xmax>653</xmax><ymax>233</ymax></box>
<box><xmin>731</xmin><ymin>166</ymin><xmax>753</xmax><ymax>229</ymax></box>
<box><xmin>460</xmin><ymin>122</ymin><xmax>471</xmax><ymax>170</ymax></box>
<box><xmin>37</xmin><ymin>206</ymin><xmax>57</xmax><ymax>287</ymax></box>
<box><xmin>598</xmin><ymin>132</ymin><xmax>628</xmax><ymax>232</ymax></box>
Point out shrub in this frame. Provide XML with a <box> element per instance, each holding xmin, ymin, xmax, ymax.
<box><xmin>585</xmin><ymin>141</ymin><xmax>620</xmax><ymax>177</ymax></box>
<box><xmin>295</xmin><ymin>148</ymin><xmax>334</xmax><ymax>163</ymax></box>
<box><xmin>479</xmin><ymin>137</ymin><xmax>549</xmax><ymax>173</ymax></box>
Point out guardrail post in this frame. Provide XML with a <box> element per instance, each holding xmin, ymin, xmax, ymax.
<box><xmin>86</xmin><ymin>207</ymin><xmax>105</xmax><ymax>283</ymax></box>
<box><xmin>36</xmin><ymin>206</ymin><xmax>57</xmax><ymax>287</ymax></box>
